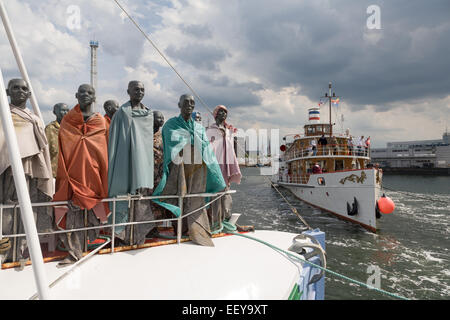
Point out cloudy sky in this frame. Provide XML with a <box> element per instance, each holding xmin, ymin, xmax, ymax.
<box><xmin>1</xmin><ymin>0</ymin><xmax>449</xmax><ymax>148</ymax></box>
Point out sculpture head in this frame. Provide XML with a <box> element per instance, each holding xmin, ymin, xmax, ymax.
<box><xmin>213</xmin><ymin>105</ymin><xmax>227</xmax><ymax>126</ymax></box>
<box><xmin>53</xmin><ymin>103</ymin><xmax>69</xmax><ymax>124</ymax></box>
<box><xmin>153</xmin><ymin>110</ymin><xmax>165</xmax><ymax>133</ymax></box>
<box><xmin>127</xmin><ymin>81</ymin><xmax>145</xmax><ymax>106</ymax></box>
<box><xmin>192</xmin><ymin>111</ymin><xmax>202</xmax><ymax>122</ymax></box>
<box><xmin>75</xmin><ymin>84</ymin><xmax>96</xmax><ymax>110</ymax></box>
<box><xmin>7</xmin><ymin>78</ymin><xmax>31</xmax><ymax>109</ymax></box>
<box><xmin>178</xmin><ymin>94</ymin><xmax>195</xmax><ymax>121</ymax></box>
<box><xmin>103</xmin><ymin>100</ymin><xmax>119</xmax><ymax>118</ymax></box>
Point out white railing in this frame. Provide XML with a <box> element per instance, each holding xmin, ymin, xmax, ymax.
<box><xmin>278</xmin><ymin>175</ymin><xmax>310</xmax><ymax>184</ymax></box>
<box><xmin>285</xmin><ymin>144</ymin><xmax>370</xmax><ymax>161</ymax></box>
<box><xmin>0</xmin><ymin>190</ymin><xmax>236</xmax><ymax>263</ymax></box>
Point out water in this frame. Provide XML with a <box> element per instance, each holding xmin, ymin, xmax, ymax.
<box><xmin>233</xmin><ymin>168</ymin><xmax>450</xmax><ymax>300</ymax></box>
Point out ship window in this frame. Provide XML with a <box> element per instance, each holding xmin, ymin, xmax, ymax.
<box><xmin>335</xmin><ymin>160</ymin><xmax>344</xmax><ymax>171</ymax></box>
<box><xmin>317</xmin><ymin>177</ymin><xmax>325</xmax><ymax>185</ymax></box>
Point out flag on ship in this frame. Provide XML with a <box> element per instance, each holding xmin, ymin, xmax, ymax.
<box><xmin>331</xmin><ymin>97</ymin><xmax>340</xmax><ymax>106</ymax></box>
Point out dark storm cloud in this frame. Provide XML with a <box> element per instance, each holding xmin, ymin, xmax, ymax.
<box><xmin>165</xmin><ymin>43</ymin><xmax>230</xmax><ymax>71</ymax></box>
<box><xmin>169</xmin><ymin>74</ymin><xmax>262</xmax><ymax>110</ymax></box>
<box><xmin>231</xmin><ymin>0</ymin><xmax>450</xmax><ymax>109</ymax></box>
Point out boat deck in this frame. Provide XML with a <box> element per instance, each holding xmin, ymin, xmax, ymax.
<box><xmin>0</xmin><ymin>230</ymin><xmax>304</xmax><ymax>300</ymax></box>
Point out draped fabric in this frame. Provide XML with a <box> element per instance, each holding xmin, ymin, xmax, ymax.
<box><xmin>0</xmin><ymin>106</ymin><xmax>53</xmax><ymax>197</ymax></box>
<box><xmin>206</xmin><ymin>123</ymin><xmax>240</xmax><ymax>232</ymax></box>
<box><xmin>104</xmin><ymin>115</ymin><xmax>111</xmax><ymax>132</ymax></box>
<box><xmin>0</xmin><ymin>106</ymin><xmax>53</xmax><ymax>262</ymax></box>
<box><xmin>53</xmin><ymin>105</ymin><xmax>110</xmax><ymax>228</ymax></box>
<box><xmin>206</xmin><ymin>123</ymin><xmax>241</xmax><ymax>186</ymax></box>
<box><xmin>45</xmin><ymin>120</ymin><xmax>60</xmax><ymax>178</ymax></box>
<box><xmin>107</xmin><ymin>102</ymin><xmax>154</xmax><ymax>243</ymax></box>
<box><xmin>152</xmin><ymin>115</ymin><xmax>226</xmax><ymax>217</ymax></box>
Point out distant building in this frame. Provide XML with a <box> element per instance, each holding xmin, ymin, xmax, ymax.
<box><xmin>371</xmin><ymin>131</ymin><xmax>450</xmax><ymax>168</ymax></box>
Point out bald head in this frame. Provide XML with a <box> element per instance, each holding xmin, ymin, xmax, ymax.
<box><xmin>127</xmin><ymin>81</ymin><xmax>145</xmax><ymax>107</ymax></box>
<box><xmin>75</xmin><ymin>84</ymin><xmax>96</xmax><ymax>109</ymax></box>
<box><xmin>104</xmin><ymin>100</ymin><xmax>119</xmax><ymax>118</ymax></box>
<box><xmin>178</xmin><ymin>94</ymin><xmax>195</xmax><ymax>121</ymax></box>
<box><xmin>153</xmin><ymin>110</ymin><xmax>165</xmax><ymax>133</ymax></box>
<box><xmin>7</xmin><ymin>79</ymin><xmax>30</xmax><ymax>108</ymax></box>
<box><xmin>53</xmin><ymin>103</ymin><xmax>69</xmax><ymax>124</ymax></box>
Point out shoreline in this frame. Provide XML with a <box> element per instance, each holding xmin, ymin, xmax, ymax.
<box><xmin>381</xmin><ymin>167</ymin><xmax>450</xmax><ymax>176</ymax></box>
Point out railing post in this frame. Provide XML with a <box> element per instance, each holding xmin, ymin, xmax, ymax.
<box><xmin>177</xmin><ymin>196</ymin><xmax>183</xmax><ymax>244</ymax></box>
<box><xmin>111</xmin><ymin>198</ymin><xmax>116</xmax><ymax>253</ymax></box>
<box><xmin>0</xmin><ymin>205</ymin><xmax>3</xmax><ymax>240</ymax></box>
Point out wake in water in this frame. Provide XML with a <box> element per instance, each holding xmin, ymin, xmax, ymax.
<box><xmin>233</xmin><ymin>169</ymin><xmax>450</xmax><ymax>299</ymax></box>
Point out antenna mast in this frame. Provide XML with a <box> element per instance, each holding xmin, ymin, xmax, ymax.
<box><xmin>321</xmin><ymin>82</ymin><xmax>339</xmax><ymax>137</ymax></box>
<box><xmin>90</xmin><ymin>40</ymin><xmax>99</xmax><ymax>93</ymax></box>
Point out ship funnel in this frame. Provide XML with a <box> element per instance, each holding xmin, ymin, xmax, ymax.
<box><xmin>308</xmin><ymin>107</ymin><xmax>320</xmax><ymax>124</ymax></box>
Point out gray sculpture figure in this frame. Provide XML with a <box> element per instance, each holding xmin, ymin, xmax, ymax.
<box><xmin>206</xmin><ymin>105</ymin><xmax>242</xmax><ymax>232</ymax></box>
<box><xmin>155</xmin><ymin>94</ymin><xmax>226</xmax><ymax>247</ymax></box>
<box><xmin>53</xmin><ymin>83</ymin><xmax>109</xmax><ymax>265</ymax></box>
<box><xmin>45</xmin><ymin>103</ymin><xmax>69</xmax><ymax>177</ymax></box>
<box><xmin>153</xmin><ymin>110</ymin><xmax>164</xmax><ymax>134</ymax></box>
<box><xmin>0</xmin><ymin>79</ymin><xmax>53</xmax><ymax>263</ymax></box>
<box><xmin>107</xmin><ymin>80</ymin><xmax>155</xmax><ymax>246</ymax></box>
<box><xmin>103</xmin><ymin>99</ymin><xmax>119</xmax><ymax>127</ymax></box>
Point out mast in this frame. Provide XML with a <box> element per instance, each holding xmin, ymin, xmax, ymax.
<box><xmin>0</xmin><ymin>0</ymin><xmax>50</xmax><ymax>299</ymax></box>
<box><xmin>0</xmin><ymin>67</ymin><xmax>50</xmax><ymax>300</ymax></box>
<box><xmin>329</xmin><ymin>82</ymin><xmax>332</xmax><ymax>134</ymax></box>
<box><xmin>322</xmin><ymin>82</ymin><xmax>339</xmax><ymax>137</ymax></box>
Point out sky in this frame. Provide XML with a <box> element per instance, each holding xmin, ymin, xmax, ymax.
<box><xmin>0</xmin><ymin>0</ymin><xmax>449</xmax><ymax>148</ymax></box>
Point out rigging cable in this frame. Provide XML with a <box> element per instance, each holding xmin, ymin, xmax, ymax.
<box><xmin>112</xmin><ymin>0</ymin><xmax>312</xmax><ymax>231</ymax></box>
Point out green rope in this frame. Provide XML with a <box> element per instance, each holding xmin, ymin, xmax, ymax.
<box><xmin>211</xmin><ymin>219</ymin><xmax>237</xmax><ymax>235</ymax></box>
<box><xmin>229</xmin><ymin>232</ymin><xmax>409</xmax><ymax>301</ymax></box>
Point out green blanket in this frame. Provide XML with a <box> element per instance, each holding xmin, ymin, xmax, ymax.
<box><xmin>107</xmin><ymin>102</ymin><xmax>154</xmax><ymax>233</ymax></box>
<box><xmin>152</xmin><ymin>115</ymin><xmax>226</xmax><ymax>217</ymax></box>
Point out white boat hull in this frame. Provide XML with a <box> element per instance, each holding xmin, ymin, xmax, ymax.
<box><xmin>275</xmin><ymin>169</ymin><xmax>382</xmax><ymax>232</ymax></box>
<box><xmin>0</xmin><ymin>230</ymin><xmax>325</xmax><ymax>300</ymax></box>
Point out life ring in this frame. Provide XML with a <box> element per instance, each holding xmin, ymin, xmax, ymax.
<box><xmin>294</xmin><ymin>134</ymin><xmax>300</xmax><ymax>139</ymax></box>
<box><xmin>346</xmin><ymin>197</ymin><xmax>358</xmax><ymax>216</ymax></box>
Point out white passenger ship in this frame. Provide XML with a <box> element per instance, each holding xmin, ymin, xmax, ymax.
<box><xmin>273</xmin><ymin>83</ymin><xmax>388</xmax><ymax>233</ymax></box>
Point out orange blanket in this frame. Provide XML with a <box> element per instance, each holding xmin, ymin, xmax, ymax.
<box><xmin>104</xmin><ymin>114</ymin><xmax>111</xmax><ymax>132</ymax></box>
<box><xmin>53</xmin><ymin>105</ymin><xmax>109</xmax><ymax>227</ymax></box>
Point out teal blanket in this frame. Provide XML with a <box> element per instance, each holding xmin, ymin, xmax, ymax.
<box><xmin>152</xmin><ymin>115</ymin><xmax>226</xmax><ymax>217</ymax></box>
<box><xmin>107</xmin><ymin>102</ymin><xmax>154</xmax><ymax>233</ymax></box>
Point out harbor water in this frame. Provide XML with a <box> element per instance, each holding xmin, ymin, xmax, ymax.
<box><xmin>233</xmin><ymin>167</ymin><xmax>450</xmax><ymax>300</ymax></box>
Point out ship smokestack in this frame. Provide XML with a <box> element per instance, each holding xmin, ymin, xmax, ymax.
<box><xmin>308</xmin><ymin>107</ymin><xmax>320</xmax><ymax>124</ymax></box>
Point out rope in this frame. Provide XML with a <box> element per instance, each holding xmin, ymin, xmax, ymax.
<box><xmin>112</xmin><ymin>0</ymin><xmax>313</xmax><ymax>232</ymax></box>
<box><xmin>229</xmin><ymin>231</ymin><xmax>409</xmax><ymax>300</ymax></box>
<box><xmin>270</xmin><ymin>181</ymin><xmax>312</xmax><ymax>230</ymax></box>
<box><xmin>112</xmin><ymin>0</ymin><xmax>213</xmax><ymax>116</ymax></box>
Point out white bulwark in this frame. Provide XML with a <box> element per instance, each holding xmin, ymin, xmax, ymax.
<box><xmin>370</xmin><ymin>131</ymin><xmax>450</xmax><ymax>168</ymax></box>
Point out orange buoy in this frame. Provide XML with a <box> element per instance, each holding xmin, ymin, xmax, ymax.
<box><xmin>377</xmin><ymin>194</ymin><xmax>395</xmax><ymax>214</ymax></box>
